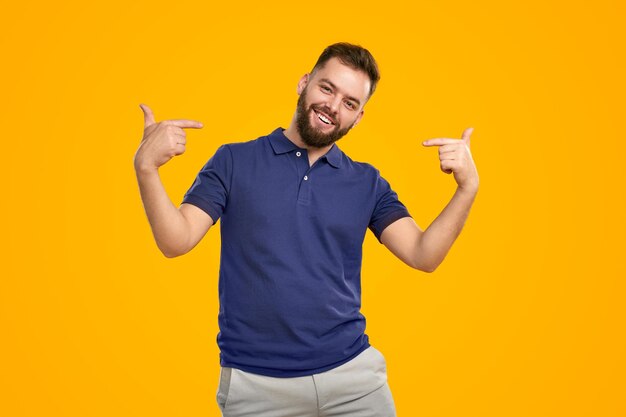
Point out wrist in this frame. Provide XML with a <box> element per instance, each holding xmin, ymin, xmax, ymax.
<box><xmin>134</xmin><ymin>161</ymin><xmax>159</xmax><ymax>176</ymax></box>
<box><xmin>457</xmin><ymin>182</ymin><xmax>479</xmax><ymax>196</ymax></box>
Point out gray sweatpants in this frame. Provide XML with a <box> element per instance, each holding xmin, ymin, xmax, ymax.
<box><xmin>216</xmin><ymin>346</ymin><xmax>397</xmax><ymax>416</ymax></box>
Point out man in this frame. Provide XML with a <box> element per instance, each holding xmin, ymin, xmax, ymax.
<box><xmin>134</xmin><ymin>42</ymin><xmax>478</xmax><ymax>417</ymax></box>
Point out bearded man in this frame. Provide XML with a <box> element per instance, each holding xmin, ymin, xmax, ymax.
<box><xmin>134</xmin><ymin>42</ymin><xmax>479</xmax><ymax>417</ymax></box>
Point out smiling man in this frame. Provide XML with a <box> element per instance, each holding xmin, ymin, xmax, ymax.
<box><xmin>134</xmin><ymin>42</ymin><xmax>479</xmax><ymax>417</ymax></box>
<box><xmin>291</xmin><ymin>54</ymin><xmax>369</xmax><ymax>150</ymax></box>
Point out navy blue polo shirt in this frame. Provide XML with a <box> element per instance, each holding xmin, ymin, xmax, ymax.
<box><xmin>181</xmin><ymin>127</ymin><xmax>412</xmax><ymax>377</ymax></box>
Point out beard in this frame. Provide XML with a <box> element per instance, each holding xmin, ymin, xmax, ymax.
<box><xmin>295</xmin><ymin>87</ymin><xmax>355</xmax><ymax>148</ymax></box>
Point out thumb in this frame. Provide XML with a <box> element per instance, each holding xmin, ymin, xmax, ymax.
<box><xmin>139</xmin><ymin>103</ymin><xmax>156</xmax><ymax>128</ymax></box>
<box><xmin>462</xmin><ymin>127</ymin><xmax>474</xmax><ymax>145</ymax></box>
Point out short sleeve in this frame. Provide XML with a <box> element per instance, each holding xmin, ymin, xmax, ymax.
<box><xmin>368</xmin><ymin>171</ymin><xmax>412</xmax><ymax>243</ymax></box>
<box><xmin>181</xmin><ymin>144</ymin><xmax>232</xmax><ymax>223</ymax></box>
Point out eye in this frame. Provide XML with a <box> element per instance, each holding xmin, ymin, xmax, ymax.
<box><xmin>321</xmin><ymin>85</ymin><xmax>332</xmax><ymax>93</ymax></box>
<box><xmin>345</xmin><ymin>101</ymin><xmax>356</xmax><ymax>110</ymax></box>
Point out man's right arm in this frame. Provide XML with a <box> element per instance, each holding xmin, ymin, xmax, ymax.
<box><xmin>134</xmin><ymin>103</ymin><xmax>211</xmax><ymax>257</ymax></box>
<box><xmin>135</xmin><ymin>167</ymin><xmax>214</xmax><ymax>258</ymax></box>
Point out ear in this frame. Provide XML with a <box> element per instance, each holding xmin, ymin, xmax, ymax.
<box><xmin>353</xmin><ymin>109</ymin><xmax>365</xmax><ymax>127</ymax></box>
<box><xmin>297</xmin><ymin>73</ymin><xmax>309</xmax><ymax>95</ymax></box>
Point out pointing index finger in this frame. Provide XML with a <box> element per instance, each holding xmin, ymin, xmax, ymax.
<box><xmin>422</xmin><ymin>138</ymin><xmax>461</xmax><ymax>146</ymax></box>
<box><xmin>164</xmin><ymin>119</ymin><xmax>204</xmax><ymax>129</ymax></box>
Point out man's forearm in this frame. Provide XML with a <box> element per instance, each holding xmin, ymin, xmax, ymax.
<box><xmin>135</xmin><ymin>167</ymin><xmax>189</xmax><ymax>257</ymax></box>
<box><xmin>418</xmin><ymin>185</ymin><xmax>478</xmax><ymax>271</ymax></box>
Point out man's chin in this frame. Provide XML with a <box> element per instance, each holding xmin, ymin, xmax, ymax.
<box><xmin>295</xmin><ymin>107</ymin><xmax>351</xmax><ymax>147</ymax></box>
<box><xmin>298</xmin><ymin>125</ymin><xmax>334</xmax><ymax>147</ymax></box>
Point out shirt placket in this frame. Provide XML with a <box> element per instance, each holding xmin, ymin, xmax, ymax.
<box><xmin>294</xmin><ymin>149</ymin><xmax>318</xmax><ymax>206</ymax></box>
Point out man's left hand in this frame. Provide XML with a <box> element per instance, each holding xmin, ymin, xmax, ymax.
<box><xmin>422</xmin><ymin>127</ymin><xmax>479</xmax><ymax>192</ymax></box>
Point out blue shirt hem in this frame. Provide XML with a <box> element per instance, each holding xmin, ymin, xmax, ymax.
<box><xmin>220</xmin><ymin>340</ymin><xmax>372</xmax><ymax>378</ymax></box>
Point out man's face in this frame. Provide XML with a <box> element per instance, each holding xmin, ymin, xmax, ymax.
<box><xmin>295</xmin><ymin>57</ymin><xmax>370</xmax><ymax>148</ymax></box>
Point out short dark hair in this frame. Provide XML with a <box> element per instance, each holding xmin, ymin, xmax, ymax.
<box><xmin>310</xmin><ymin>42</ymin><xmax>380</xmax><ymax>100</ymax></box>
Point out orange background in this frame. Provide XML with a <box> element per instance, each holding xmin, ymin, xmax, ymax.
<box><xmin>2</xmin><ymin>1</ymin><xmax>625</xmax><ymax>416</ymax></box>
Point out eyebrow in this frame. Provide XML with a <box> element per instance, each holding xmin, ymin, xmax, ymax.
<box><xmin>318</xmin><ymin>78</ymin><xmax>362</xmax><ymax>107</ymax></box>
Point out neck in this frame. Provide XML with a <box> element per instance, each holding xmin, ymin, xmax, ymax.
<box><xmin>283</xmin><ymin>113</ymin><xmax>334</xmax><ymax>157</ymax></box>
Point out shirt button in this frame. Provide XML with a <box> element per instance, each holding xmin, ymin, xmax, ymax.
<box><xmin>296</xmin><ymin>151</ymin><xmax>301</xmax><ymax>157</ymax></box>
<box><xmin>304</xmin><ymin>175</ymin><xmax>308</xmax><ymax>181</ymax></box>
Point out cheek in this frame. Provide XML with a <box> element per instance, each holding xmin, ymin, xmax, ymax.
<box><xmin>308</xmin><ymin>92</ymin><xmax>327</xmax><ymax>105</ymax></box>
<box><xmin>340</xmin><ymin>110</ymin><xmax>359</xmax><ymax>126</ymax></box>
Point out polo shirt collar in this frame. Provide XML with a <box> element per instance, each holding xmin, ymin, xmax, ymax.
<box><xmin>268</xmin><ymin>127</ymin><xmax>342</xmax><ymax>169</ymax></box>
<box><xmin>268</xmin><ymin>127</ymin><xmax>298</xmax><ymax>154</ymax></box>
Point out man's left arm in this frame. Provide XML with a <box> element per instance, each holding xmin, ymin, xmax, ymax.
<box><xmin>380</xmin><ymin>127</ymin><xmax>479</xmax><ymax>273</ymax></box>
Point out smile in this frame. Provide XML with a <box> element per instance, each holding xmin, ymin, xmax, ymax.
<box><xmin>314</xmin><ymin>109</ymin><xmax>334</xmax><ymax>125</ymax></box>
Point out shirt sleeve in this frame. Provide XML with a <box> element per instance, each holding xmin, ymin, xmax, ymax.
<box><xmin>368</xmin><ymin>170</ymin><xmax>412</xmax><ymax>244</ymax></box>
<box><xmin>180</xmin><ymin>144</ymin><xmax>233</xmax><ymax>223</ymax></box>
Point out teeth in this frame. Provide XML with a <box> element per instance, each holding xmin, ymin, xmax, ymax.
<box><xmin>315</xmin><ymin>111</ymin><xmax>332</xmax><ymax>124</ymax></box>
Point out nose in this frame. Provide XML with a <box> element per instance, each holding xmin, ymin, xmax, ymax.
<box><xmin>327</xmin><ymin>96</ymin><xmax>341</xmax><ymax>115</ymax></box>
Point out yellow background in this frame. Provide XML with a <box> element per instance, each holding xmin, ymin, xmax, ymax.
<box><xmin>2</xmin><ymin>0</ymin><xmax>625</xmax><ymax>415</ymax></box>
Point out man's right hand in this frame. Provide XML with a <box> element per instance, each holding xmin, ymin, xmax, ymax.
<box><xmin>134</xmin><ymin>103</ymin><xmax>204</xmax><ymax>172</ymax></box>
